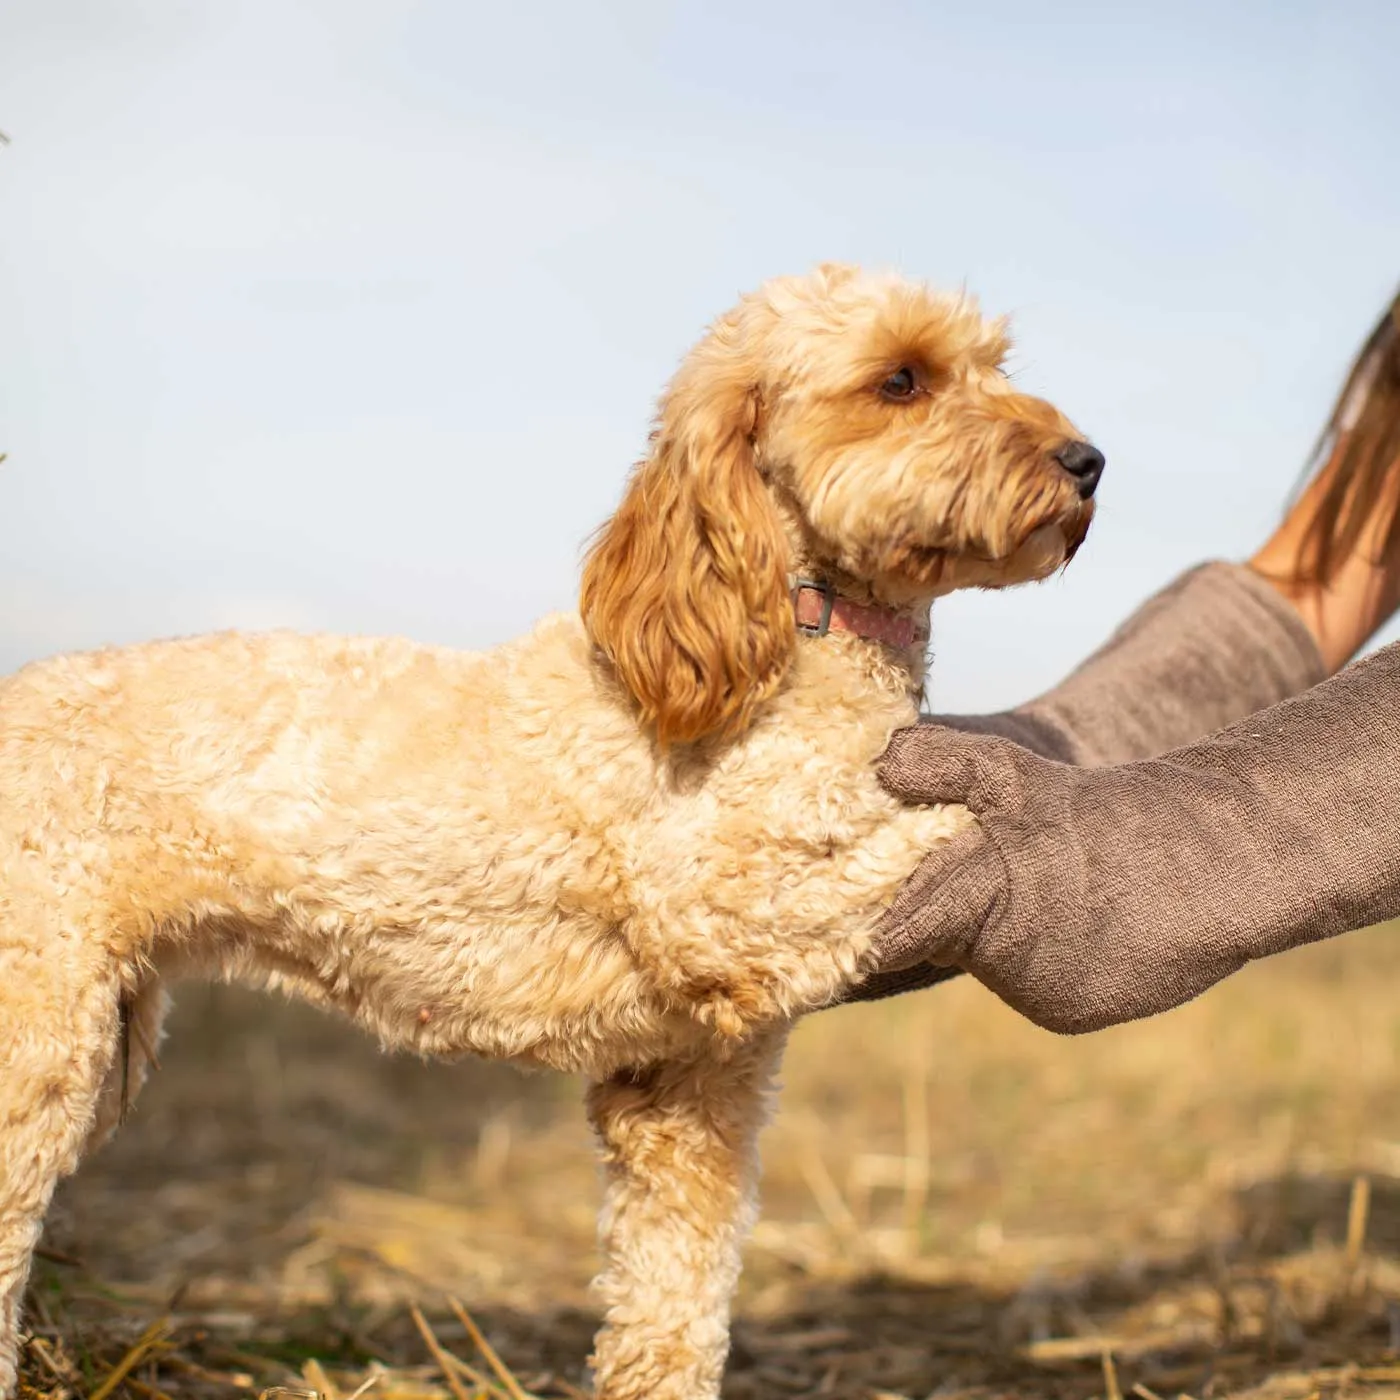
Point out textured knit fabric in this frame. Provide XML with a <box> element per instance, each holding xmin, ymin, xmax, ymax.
<box><xmin>852</xmin><ymin>636</ymin><xmax>1400</xmax><ymax>1030</ymax></box>
<box><xmin>848</xmin><ymin>561</ymin><xmax>1327</xmax><ymax>1004</ymax></box>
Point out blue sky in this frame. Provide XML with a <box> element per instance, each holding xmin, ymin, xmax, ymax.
<box><xmin>1</xmin><ymin>0</ymin><xmax>1397</xmax><ymax>712</ymax></box>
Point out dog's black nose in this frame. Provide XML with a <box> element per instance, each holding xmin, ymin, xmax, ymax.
<box><xmin>1055</xmin><ymin>441</ymin><xmax>1105</xmax><ymax>499</ymax></box>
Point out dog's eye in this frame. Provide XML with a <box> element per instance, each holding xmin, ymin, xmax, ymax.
<box><xmin>879</xmin><ymin>367</ymin><xmax>919</xmax><ymax>401</ymax></box>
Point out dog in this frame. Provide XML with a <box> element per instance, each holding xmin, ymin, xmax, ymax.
<box><xmin>0</xmin><ymin>263</ymin><xmax>1100</xmax><ymax>1400</ymax></box>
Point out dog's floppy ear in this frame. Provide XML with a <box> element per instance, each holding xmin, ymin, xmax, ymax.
<box><xmin>581</xmin><ymin>334</ymin><xmax>794</xmax><ymax>747</ymax></box>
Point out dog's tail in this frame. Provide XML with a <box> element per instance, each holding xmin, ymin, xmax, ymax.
<box><xmin>1283</xmin><ymin>287</ymin><xmax>1400</xmax><ymax>585</ymax></box>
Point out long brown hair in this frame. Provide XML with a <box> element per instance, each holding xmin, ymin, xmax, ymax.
<box><xmin>1288</xmin><ymin>288</ymin><xmax>1400</xmax><ymax>583</ymax></box>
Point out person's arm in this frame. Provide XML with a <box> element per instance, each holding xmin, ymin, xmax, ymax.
<box><xmin>851</xmin><ymin>559</ymin><xmax>1340</xmax><ymax>1003</ymax></box>
<box><xmin>851</xmin><ymin>638</ymin><xmax>1400</xmax><ymax>1032</ymax></box>
<box><xmin>925</xmin><ymin>560</ymin><xmax>1324</xmax><ymax>767</ymax></box>
<box><xmin>849</xmin><ymin>559</ymin><xmax>1328</xmax><ymax>1004</ymax></box>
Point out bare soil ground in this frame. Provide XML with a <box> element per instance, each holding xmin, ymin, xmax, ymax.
<box><xmin>20</xmin><ymin>924</ymin><xmax>1400</xmax><ymax>1400</ymax></box>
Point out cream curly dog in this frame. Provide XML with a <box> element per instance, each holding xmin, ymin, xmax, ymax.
<box><xmin>0</xmin><ymin>264</ymin><xmax>1100</xmax><ymax>1399</ymax></box>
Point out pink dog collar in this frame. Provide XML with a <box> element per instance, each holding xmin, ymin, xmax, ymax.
<box><xmin>792</xmin><ymin>579</ymin><xmax>926</xmax><ymax>649</ymax></box>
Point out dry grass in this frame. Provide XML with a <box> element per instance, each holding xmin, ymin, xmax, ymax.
<box><xmin>22</xmin><ymin>923</ymin><xmax>1400</xmax><ymax>1400</ymax></box>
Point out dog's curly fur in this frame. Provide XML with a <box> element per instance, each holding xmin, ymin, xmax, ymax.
<box><xmin>0</xmin><ymin>264</ymin><xmax>1095</xmax><ymax>1399</ymax></box>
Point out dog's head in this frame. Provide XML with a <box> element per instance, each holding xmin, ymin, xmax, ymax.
<box><xmin>582</xmin><ymin>264</ymin><xmax>1101</xmax><ymax>746</ymax></box>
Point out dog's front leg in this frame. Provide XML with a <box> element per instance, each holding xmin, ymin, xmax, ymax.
<box><xmin>0</xmin><ymin>946</ymin><xmax>123</xmax><ymax>1400</ymax></box>
<box><xmin>585</xmin><ymin>1026</ymin><xmax>787</xmax><ymax>1400</ymax></box>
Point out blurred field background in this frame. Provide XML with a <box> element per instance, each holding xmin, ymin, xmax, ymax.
<box><xmin>22</xmin><ymin>922</ymin><xmax>1400</xmax><ymax>1400</ymax></box>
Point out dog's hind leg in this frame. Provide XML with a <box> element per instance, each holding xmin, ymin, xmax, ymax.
<box><xmin>0</xmin><ymin>912</ymin><xmax>123</xmax><ymax>1400</ymax></box>
<box><xmin>585</xmin><ymin>1026</ymin><xmax>787</xmax><ymax>1400</ymax></box>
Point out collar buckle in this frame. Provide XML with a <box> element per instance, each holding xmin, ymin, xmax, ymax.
<box><xmin>791</xmin><ymin>577</ymin><xmax>836</xmax><ymax>637</ymax></box>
